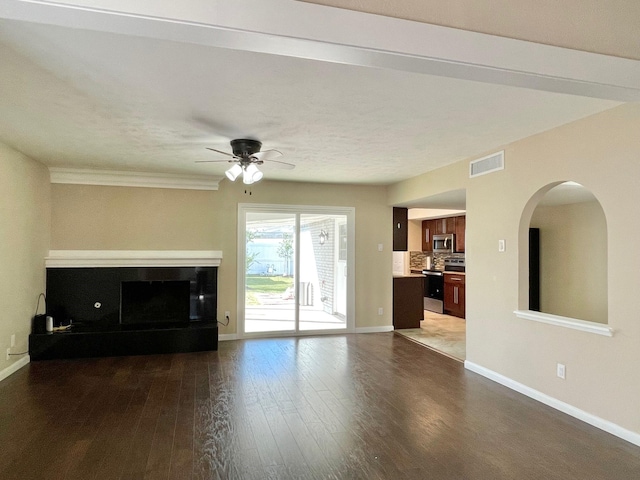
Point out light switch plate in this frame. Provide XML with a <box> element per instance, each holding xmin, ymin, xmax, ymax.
<box><xmin>498</xmin><ymin>239</ymin><xmax>506</xmax><ymax>252</ymax></box>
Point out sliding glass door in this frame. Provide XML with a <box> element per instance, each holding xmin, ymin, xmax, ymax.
<box><xmin>240</xmin><ymin>205</ymin><xmax>354</xmax><ymax>337</ymax></box>
<box><xmin>244</xmin><ymin>212</ymin><xmax>297</xmax><ymax>333</ymax></box>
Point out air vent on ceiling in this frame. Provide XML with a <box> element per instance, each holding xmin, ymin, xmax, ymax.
<box><xmin>469</xmin><ymin>151</ymin><xmax>504</xmax><ymax>178</ymax></box>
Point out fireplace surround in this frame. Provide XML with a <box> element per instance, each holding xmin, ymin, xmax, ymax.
<box><xmin>29</xmin><ymin>250</ymin><xmax>221</xmax><ymax>360</ymax></box>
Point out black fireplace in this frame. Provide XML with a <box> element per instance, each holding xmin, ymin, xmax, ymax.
<box><xmin>44</xmin><ymin>266</ymin><xmax>217</xmax><ymax>329</ymax></box>
<box><xmin>120</xmin><ymin>280</ymin><xmax>191</xmax><ymax>326</ymax></box>
<box><xmin>29</xmin><ymin>266</ymin><xmax>218</xmax><ymax>360</ymax></box>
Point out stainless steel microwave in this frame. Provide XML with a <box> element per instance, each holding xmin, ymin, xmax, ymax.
<box><xmin>433</xmin><ymin>234</ymin><xmax>455</xmax><ymax>253</ymax></box>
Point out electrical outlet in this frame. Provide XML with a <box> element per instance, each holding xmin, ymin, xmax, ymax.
<box><xmin>557</xmin><ymin>363</ymin><xmax>566</xmax><ymax>379</ymax></box>
<box><xmin>378</xmin><ymin>307</ymin><xmax>383</xmax><ymax>315</ymax></box>
<box><xmin>378</xmin><ymin>243</ymin><xmax>383</xmax><ymax>252</ymax></box>
<box><xmin>6</xmin><ymin>348</ymin><xmax>10</xmax><ymax>361</ymax></box>
<box><xmin>10</xmin><ymin>334</ymin><xmax>15</xmax><ymax>347</ymax></box>
<box><xmin>225</xmin><ymin>311</ymin><xmax>230</xmax><ymax>320</ymax></box>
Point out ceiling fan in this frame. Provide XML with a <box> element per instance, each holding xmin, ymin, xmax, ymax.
<box><xmin>196</xmin><ymin>139</ymin><xmax>295</xmax><ymax>184</ymax></box>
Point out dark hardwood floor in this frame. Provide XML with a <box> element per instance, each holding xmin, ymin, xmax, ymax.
<box><xmin>1</xmin><ymin>333</ymin><xmax>639</xmax><ymax>479</ymax></box>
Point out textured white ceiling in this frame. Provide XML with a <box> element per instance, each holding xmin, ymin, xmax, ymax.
<box><xmin>0</xmin><ymin>2</ymin><xmax>628</xmax><ymax>185</ymax></box>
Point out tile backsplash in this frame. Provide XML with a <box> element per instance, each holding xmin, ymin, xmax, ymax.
<box><xmin>432</xmin><ymin>252</ymin><xmax>451</xmax><ymax>270</ymax></box>
<box><xmin>410</xmin><ymin>251</ymin><xmax>464</xmax><ymax>271</ymax></box>
<box><xmin>409</xmin><ymin>251</ymin><xmax>429</xmax><ymax>270</ymax></box>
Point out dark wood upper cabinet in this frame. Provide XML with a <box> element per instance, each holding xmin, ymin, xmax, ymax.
<box><xmin>393</xmin><ymin>207</ymin><xmax>408</xmax><ymax>251</ymax></box>
<box><xmin>422</xmin><ymin>219</ymin><xmax>435</xmax><ymax>251</ymax></box>
<box><xmin>421</xmin><ymin>215</ymin><xmax>465</xmax><ymax>252</ymax></box>
<box><xmin>445</xmin><ymin>217</ymin><xmax>456</xmax><ymax>234</ymax></box>
<box><xmin>455</xmin><ymin>216</ymin><xmax>466</xmax><ymax>252</ymax></box>
<box><xmin>433</xmin><ymin>217</ymin><xmax>455</xmax><ymax>235</ymax></box>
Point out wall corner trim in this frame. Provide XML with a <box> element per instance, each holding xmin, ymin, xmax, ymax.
<box><xmin>355</xmin><ymin>325</ymin><xmax>394</xmax><ymax>333</ymax></box>
<box><xmin>464</xmin><ymin>360</ymin><xmax>640</xmax><ymax>447</ymax></box>
<box><xmin>514</xmin><ymin>310</ymin><xmax>613</xmax><ymax>336</ymax></box>
<box><xmin>49</xmin><ymin>167</ymin><xmax>222</xmax><ymax>191</ymax></box>
<box><xmin>0</xmin><ymin>356</ymin><xmax>30</xmax><ymax>384</ymax></box>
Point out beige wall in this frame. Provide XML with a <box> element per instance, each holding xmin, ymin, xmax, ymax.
<box><xmin>51</xmin><ymin>180</ymin><xmax>392</xmax><ymax>334</ymax></box>
<box><xmin>0</xmin><ymin>143</ymin><xmax>50</xmax><ymax>372</ymax></box>
<box><xmin>303</xmin><ymin>0</ymin><xmax>640</xmax><ymax>60</ymax></box>
<box><xmin>407</xmin><ymin>219</ymin><xmax>422</xmax><ymax>251</ymax></box>
<box><xmin>531</xmin><ymin>201</ymin><xmax>607</xmax><ymax>323</ymax></box>
<box><xmin>388</xmin><ymin>102</ymin><xmax>640</xmax><ymax>436</ymax></box>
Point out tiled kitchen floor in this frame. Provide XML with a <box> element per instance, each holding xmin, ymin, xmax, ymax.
<box><xmin>395</xmin><ymin>311</ymin><xmax>466</xmax><ymax>361</ymax></box>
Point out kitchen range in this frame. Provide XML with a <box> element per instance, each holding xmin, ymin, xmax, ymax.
<box><xmin>423</xmin><ymin>257</ymin><xmax>465</xmax><ymax>314</ymax></box>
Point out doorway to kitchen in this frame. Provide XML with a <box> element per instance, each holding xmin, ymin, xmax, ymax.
<box><xmin>394</xmin><ymin>190</ymin><xmax>467</xmax><ymax>361</ymax></box>
<box><xmin>238</xmin><ymin>204</ymin><xmax>355</xmax><ymax>337</ymax></box>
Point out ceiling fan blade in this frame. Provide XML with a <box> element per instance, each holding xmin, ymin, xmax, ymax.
<box><xmin>206</xmin><ymin>147</ymin><xmax>235</xmax><ymax>157</ymax></box>
<box><xmin>252</xmin><ymin>149</ymin><xmax>283</xmax><ymax>161</ymax></box>
<box><xmin>262</xmin><ymin>159</ymin><xmax>296</xmax><ymax>170</ymax></box>
<box><xmin>195</xmin><ymin>159</ymin><xmax>235</xmax><ymax>163</ymax></box>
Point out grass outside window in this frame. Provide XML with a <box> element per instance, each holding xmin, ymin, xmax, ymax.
<box><xmin>245</xmin><ymin>275</ymin><xmax>294</xmax><ymax>294</ymax></box>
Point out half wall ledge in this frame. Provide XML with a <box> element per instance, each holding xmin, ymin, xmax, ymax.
<box><xmin>514</xmin><ymin>310</ymin><xmax>613</xmax><ymax>337</ymax></box>
<box><xmin>46</xmin><ymin>250</ymin><xmax>222</xmax><ymax>268</ymax></box>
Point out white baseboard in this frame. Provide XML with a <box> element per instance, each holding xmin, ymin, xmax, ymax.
<box><xmin>0</xmin><ymin>356</ymin><xmax>30</xmax><ymax>383</ymax></box>
<box><xmin>464</xmin><ymin>360</ymin><xmax>640</xmax><ymax>447</ymax></box>
<box><xmin>218</xmin><ymin>333</ymin><xmax>239</xmax><ymax>341</ymax></box>
<box><xmin>355</xmin><ymin>325</ymin><xmax>394</xmax><ymax>333</ymax></box>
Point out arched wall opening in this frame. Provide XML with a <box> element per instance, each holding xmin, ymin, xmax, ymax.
<box><xmin>518</xmin><ymin>181</ymin><xmax>608</xmax><ymax>325</ymax></box>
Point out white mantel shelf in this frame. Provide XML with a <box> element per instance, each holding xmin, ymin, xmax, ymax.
<box><xmin>46</xmin><ymin>250</ymin><xmax>222</xmax><ymax>268</ymax></box>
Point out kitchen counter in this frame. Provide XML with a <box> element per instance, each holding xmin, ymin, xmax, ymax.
<box><xmin>393</xmin><ymin>273</ymin><xmax>426</xmax><ymax>278</ymax></box>
<box><xmin>444</xmin><ymin>271</ymin><xmax>466</xmax><ymax>276</ymax></box>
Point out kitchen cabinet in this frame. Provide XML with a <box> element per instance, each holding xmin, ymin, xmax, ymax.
<box><xmin>393</xmin><ymin>207</ymin><xmax>408</xmax><ymax>251</ymax></box>
<box><xmin>422</xmin><ymin>219</ymin><xmax>436</xmax><ymax>251</ymax></box>
<box><xmin>455</xmin><ymin>216</ymin><xmax>466</xmax><ymax>252</ymax></box>
<box><xmin>431</xmin><ymin>217</ymin><xmax>457</xmax><ymax>236</ymax></box>
<box><xmin>393</xmin><ymin>276</ymin><xmax>424</xmax><ymax>329</ymax></box>
<box><xmin>423</xmin><ymin>216</ymin><xmax>465</xmax><ymax>252</ymax></box>
<box><xmin>445</xmin><ymin>217</ymin><xmax>456</xmax><ymax>234</ymax></box>
<box><xmin>444</xmin><ymin>273</ymin><xmax>465</xmax><ymax>318</ymax></box>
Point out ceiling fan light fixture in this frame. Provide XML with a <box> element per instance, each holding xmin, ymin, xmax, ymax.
<box><xmin>251</xmin><ymin>167</ymin><xmax>264</xmax><ymax>183</ymax></box>
<box><xmin>242</xmin><ymin>173</ymin><xmax>254</xmax><ymax>185</ymax></box>
<box><xmin>225</xmin><ymin>163</ymin><xmax>242</xmax><ymax>181</ymax></box>
<box><xmin>244</xmin><ymin>163</ymin><xmax>262</xmax><ymax>184</ymax></box>
<box><xmin>202</xmin><ymin>139</ymin><xmax>293</xmax><ymax>184</ymax></box>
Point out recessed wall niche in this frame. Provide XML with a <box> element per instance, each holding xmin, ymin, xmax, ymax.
<box><xmin>520</xmin><ymin>182</ymin><xmax>608</xmax><ymax>324</ymax></box>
